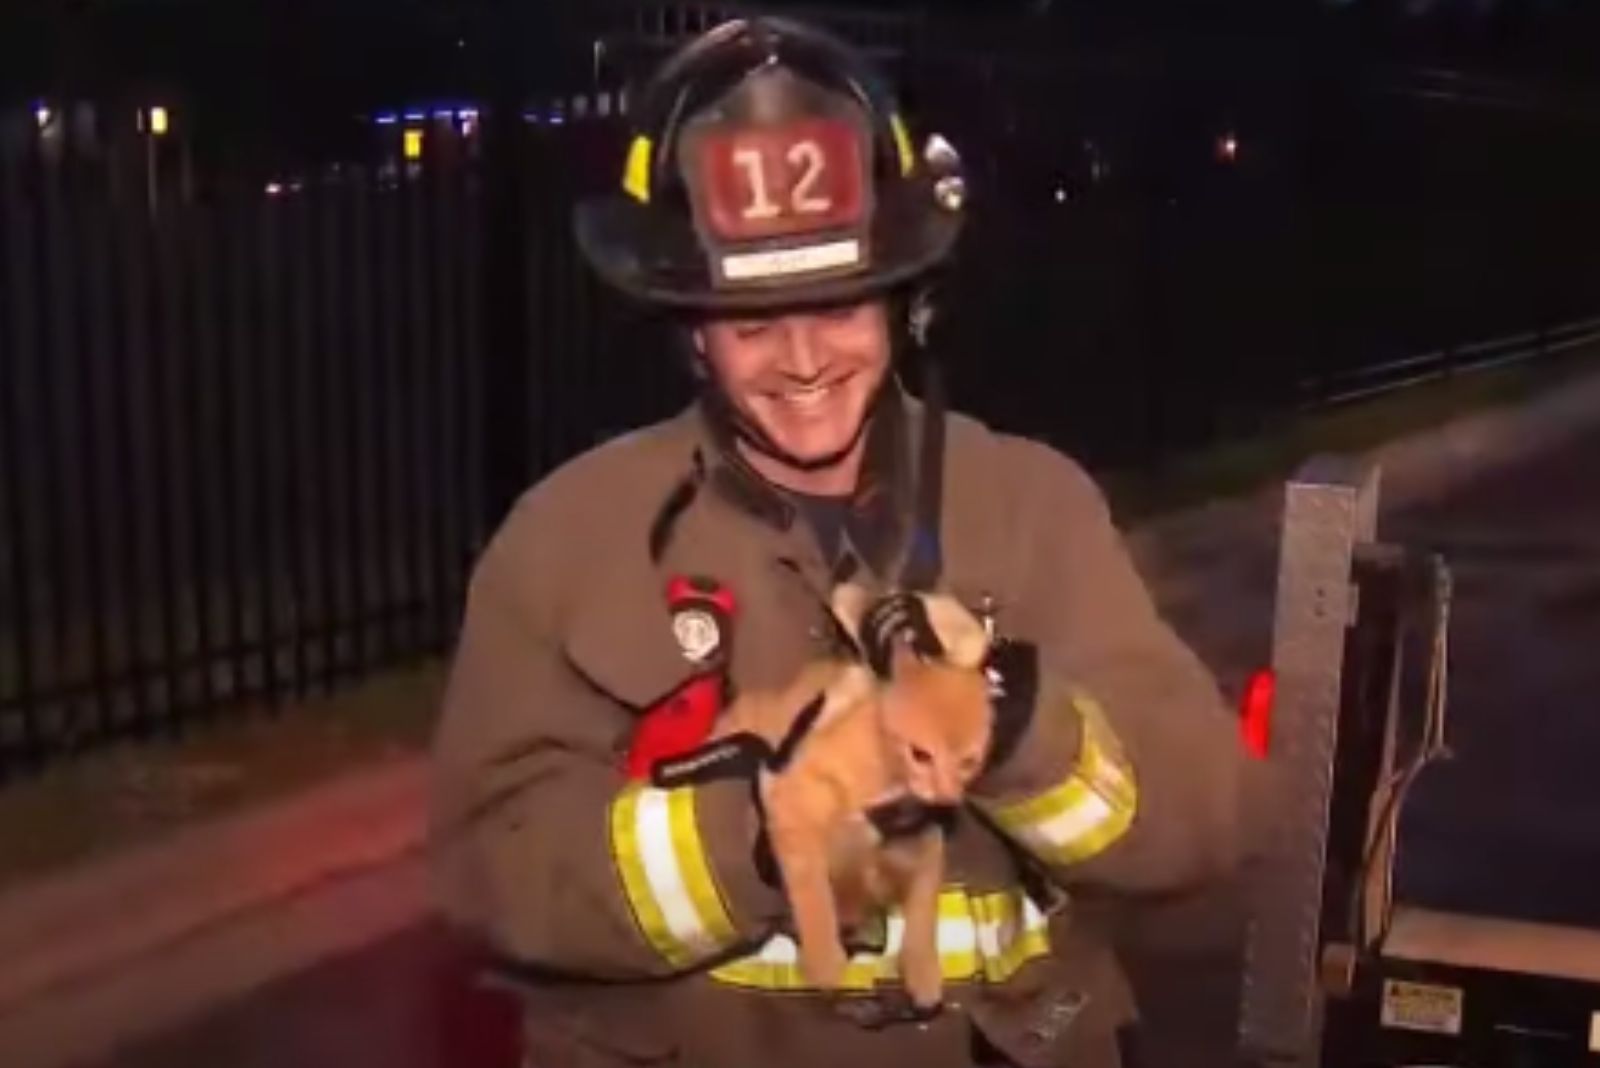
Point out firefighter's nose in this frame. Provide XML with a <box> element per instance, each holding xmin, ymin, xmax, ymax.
<box><xmin>778</xmin><ymin>319</ymin><xmax>823</xmax><ymax>379</ymax></box>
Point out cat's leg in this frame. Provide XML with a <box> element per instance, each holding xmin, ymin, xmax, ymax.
<box><xmin>895</xmin><ymin>827</ymin><xmax>947</xmax><ymax>1010</ymax></box>
<box><xmin>761</xmin><ymin>773</ymin><xmax>851</xmax><ymax>989</ymax></box>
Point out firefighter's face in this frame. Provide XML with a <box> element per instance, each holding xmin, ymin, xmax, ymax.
<box><xmin>696</xmin><ymin>298</ymin><xmax>891</xmax><ymax>480</ymax></box>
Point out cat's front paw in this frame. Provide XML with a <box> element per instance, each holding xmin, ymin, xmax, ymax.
<box><xmin>832</xmin><ymin>989</ymin><xmax>945</xmax><ymax>1031</ymax></box>
<box><xmin>900</xmin><ymin>944</ymin><xmax>944</xmax><ymax>1010</ymax></box>
<box><xmin>800</xmin><ymin>938</ymin><xmax>851</xmax><ymax>990</ymax></box>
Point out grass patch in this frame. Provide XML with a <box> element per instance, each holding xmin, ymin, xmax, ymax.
<box><xmin>0</xmin><ymin>661</ymin><xmax>445</xmax><ymax>893</ymax></box>
<box><xmin>1104</xmin><ymin>345</ymin><xmax>1600</xmax><ymax>522</ymax></box>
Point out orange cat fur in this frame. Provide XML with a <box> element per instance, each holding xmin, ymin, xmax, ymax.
<box><xmin>712</xmin><ymin>585</ymin><xmax>993</xmax><ymax>1008</ymax></box>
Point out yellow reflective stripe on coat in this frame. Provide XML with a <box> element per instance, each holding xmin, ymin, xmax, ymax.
<box><xmin>708</xmin><ymin>888</ymin><xmax>1049</xmax><ymax>991</ymax></box>
<box><xmin>610</xmin><ymin>783</ymin><xmax>739</xmax><ymax>967</ymax></box>
<box><xmin>983</xmin><ymin>694</ymin><xmax>1137</xmax><ymax>866</ymax></box>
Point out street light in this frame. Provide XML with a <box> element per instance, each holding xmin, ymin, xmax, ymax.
<box><xmin>150</xmin><ymin>106</ymin><xmax>169</xmax><ymax>136</ymax></box>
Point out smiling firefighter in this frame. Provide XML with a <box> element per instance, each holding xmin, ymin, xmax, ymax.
<box><xmin>429</xmin><ymin>16</ymin><xmax>1254</xmax><ymax>1068</ymax></box>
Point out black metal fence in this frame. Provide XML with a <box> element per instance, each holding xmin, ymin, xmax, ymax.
<box><xmin>0</xmin><ymin>136</ymin><xmax>477</xmax><ymax>772</ymax></box>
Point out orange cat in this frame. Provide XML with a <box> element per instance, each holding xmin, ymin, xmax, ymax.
<box><xmin>712</xmin><ymin>584</ymin><xmax>993</xmax><ymax>1010</ymax></box>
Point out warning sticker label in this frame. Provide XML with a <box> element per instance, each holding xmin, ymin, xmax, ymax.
<box><xmin>1380</xmin><ymin>979</ymin><xmax>1464</xmax><ymax>1036</ymax></box>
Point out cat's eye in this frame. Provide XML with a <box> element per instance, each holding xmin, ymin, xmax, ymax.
<box><xmin>909</xmin><ymin>745</ymin><xmax>933</xmax><ymax>765</ymax></box>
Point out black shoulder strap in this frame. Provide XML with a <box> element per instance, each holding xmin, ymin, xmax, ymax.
<box><xmin>899</xmin><ymin>358</ymin><xmax>946</xmax><ymax>592</ymax></box>
<box><xmin>648</xmin><ymin>448</ymin><xmax>707</xmax><ymax>564</ymax></box>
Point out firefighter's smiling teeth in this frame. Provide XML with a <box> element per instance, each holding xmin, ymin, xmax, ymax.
<box><xmin>770</xmin><ymin>374</ymin><xmax>852</xmax><ymax>411</ymax></box>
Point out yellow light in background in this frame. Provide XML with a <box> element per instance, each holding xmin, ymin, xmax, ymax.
<box><xmin>150</xmin><ymin>106</ymin><xmax>169</xmax><ymax>136</ymax></box>
<box><xmin>403</xmin><ymin>128</ymin><xmax>423</xmax><ymax>160</ymax></box>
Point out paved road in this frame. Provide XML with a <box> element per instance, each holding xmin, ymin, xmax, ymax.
<box><xmin>81</xmin><ymin>421</ymin><xmax>1600</xmax><ymax>1068</ymax></box>
<box><xmin>86</xmin><ymin>919</ymin><xmax>523</xmax><ymax>1068</ymax></box>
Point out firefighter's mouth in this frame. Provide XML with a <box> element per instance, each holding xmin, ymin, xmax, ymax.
<box><xmin>765</xmin><ymin>372</ymin><xmax>854</xmax><ymax>409</ymax></box>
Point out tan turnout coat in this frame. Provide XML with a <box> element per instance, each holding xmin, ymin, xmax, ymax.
<box><xmin>429</xmin><ymin>387</ymin><xmax>1251</xmax><ymax>1068</ymax></box>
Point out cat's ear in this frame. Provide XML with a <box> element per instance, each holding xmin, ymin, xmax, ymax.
<box><xmin>828</xmin><ymin>582</ymin><xmax>874</xmax><ymax>645</ymax></box>
<box><xmin>922</xmin><ymin>594</ymin><xmax>990</xmax><ymax>670</ymax></box>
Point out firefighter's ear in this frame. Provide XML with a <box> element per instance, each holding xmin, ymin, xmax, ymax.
<box><xmin>671</xmin><ymin>320</ymin><xmax>710</xmax><ymax>381</ymax></box>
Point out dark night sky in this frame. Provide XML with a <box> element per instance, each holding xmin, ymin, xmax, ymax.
<box><xmin>7</xmin><ymin>0</ymin><xmax>1600</xmax><ymax>111</ymax></box>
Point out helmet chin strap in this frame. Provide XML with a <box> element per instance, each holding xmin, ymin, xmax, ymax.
<box><xmin>697</xmin><ymin>371</ymin><xmax>887</xmax><ymax>477</ymax></box>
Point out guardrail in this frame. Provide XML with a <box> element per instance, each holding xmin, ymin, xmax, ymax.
<box><xmin>1301</xmin><ymin>313</ymin><xmax>1600</xmax><ymax>410</ymax></box>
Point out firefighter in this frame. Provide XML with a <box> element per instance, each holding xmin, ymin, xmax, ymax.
<box><xmin>430</xmin><ymin>16</ymin><xmax>1250</xmax><ymax>1068</ymax></box>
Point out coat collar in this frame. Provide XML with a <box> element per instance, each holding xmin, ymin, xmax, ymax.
<box><xmin>560</xmin><ymin>384</ymin><xmax>931</xmax><ymax>713</ymax></box>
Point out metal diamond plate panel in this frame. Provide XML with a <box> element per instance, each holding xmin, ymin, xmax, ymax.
<box><xmin>1238</xmin><ymin>455</ymin><xmax>1381</xmax><ymax>1067</ymax></box>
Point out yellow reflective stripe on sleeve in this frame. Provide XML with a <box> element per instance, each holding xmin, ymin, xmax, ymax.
<box><xmin>708</xmin><ymin>887</ymin><xmax>1049</xmax><ymax>991</ymax></box>
<box><xmin>622</xmin><ymin>136</ymin><xmax>653</xmax><ymax>203</ymax></box>
<box><xmin>983</xmin><ymin>694</ymin><xmax>1137</xmax><ymax>866</ymax></box>
<box><xmin>609</xmin><ymin>787</ymin><xmax>677</xmax><ymax>962</ymax></box>
<box><xmin>609</xmin><ymin>783</ymin><xmax>737</xmax><ymax>968</ymax></box>
<box><xmin>671</xmin><ymin>787</ymin><xmax>739</xmax><ymax>948</ymax></box>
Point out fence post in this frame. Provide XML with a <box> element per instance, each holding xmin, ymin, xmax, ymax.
<box><xmin>480</xmin><ymin>88</ymin><xmax>532</xmax><ymax>541</ymax></box>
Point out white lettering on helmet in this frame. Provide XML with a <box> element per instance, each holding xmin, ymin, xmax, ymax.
<box><xmin>721</xmin><ymin>238</ymin><xmax>861</xmax><ymax>281</ymax></box>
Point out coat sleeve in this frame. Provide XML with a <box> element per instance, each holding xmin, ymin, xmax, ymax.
<box><xmin>427</xmin><ymin>497</ymin><xmax>787</xmax><ymax>980</ymax></box>
<box><xmin>969</xmin><ymin>439</ymin><xmax>1251</xmax><ymax>895</ymax></box>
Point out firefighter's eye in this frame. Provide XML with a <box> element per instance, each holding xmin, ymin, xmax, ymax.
<box><xmin>731</xmin><ymin>321</ymin><xmax>772</xmax><ymax>340</ymax></box>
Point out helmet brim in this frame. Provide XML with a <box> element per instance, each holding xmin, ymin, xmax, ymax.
<box><xmin>574</xmin><ymin>181</ymin><xmax>961</xmax><ymax>314</ymax></box>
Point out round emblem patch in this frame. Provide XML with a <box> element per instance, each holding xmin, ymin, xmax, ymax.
<box><xmin>672</xmin><ymin>607</ymin><xmax>723</xmax><ymax>664</ymax></box>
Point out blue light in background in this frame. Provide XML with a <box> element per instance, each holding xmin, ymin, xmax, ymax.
<box><xmin>377</xmin><ymin>105</ymin><xmax>486</xmax><ymax>126</ymax></box>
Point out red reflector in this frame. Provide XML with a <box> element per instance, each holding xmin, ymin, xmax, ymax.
<box><xmin>1240</xmin><ymin>668</ymin><xmax>1275</xmax><ymax>759</ymax></box>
